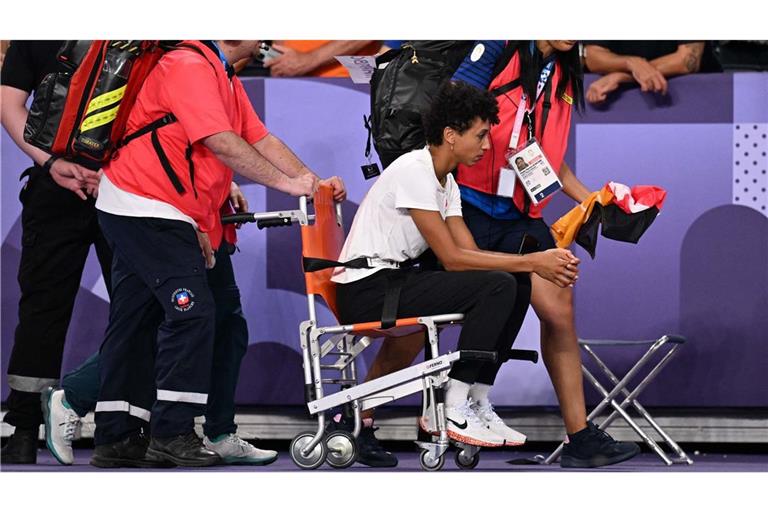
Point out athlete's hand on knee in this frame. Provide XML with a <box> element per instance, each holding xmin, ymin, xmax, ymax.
<box><xmin>532</xmin><ymin>248</ymin><xmax>580</xmax><ymax>288</ymax></box>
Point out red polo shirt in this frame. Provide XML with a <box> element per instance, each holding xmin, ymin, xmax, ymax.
<box><xmin>104</xmin><ymin>40</ymin><xmax>268</xmax><ymax>247</ymax></box>
<box><xmin>457</xmin><ymin>51</ymin><xmax>573</xmax><ymax>218</ymax></box>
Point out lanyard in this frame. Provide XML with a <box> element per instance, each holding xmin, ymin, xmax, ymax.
<box><xmin>209</xmin><ymin>41</ymin><xmax>228</xmax><ymax>67</ymax></box>
<box><xmin>507</xmin><ymin>60</ymin><xmax>554</xmax><ymax>150</ymax></box>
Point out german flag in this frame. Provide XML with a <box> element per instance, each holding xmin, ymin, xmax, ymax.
<box><xmin>552</xmin><ymin>182</ymin><xmax>667</xmax><ymax>258</ymax></box>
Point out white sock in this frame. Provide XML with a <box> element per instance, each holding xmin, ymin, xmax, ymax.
<box><xmin>444</xmin><ymin>379</ymin><xmax>471</xmax><ymax>408</ymax></box>
<box><xmin>469</xmin><ymin>383</ymin><xmax>492</xmax><ymax>407</ymax></box>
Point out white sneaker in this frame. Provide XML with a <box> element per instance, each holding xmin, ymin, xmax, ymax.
<box><xmin>445</xmin><ymin>400</ymin><xmax>505</xmax><ymax>447</ymax></box>
<box><xmin>42</xmin><ymin>387</ymin><xmax>80</xmax><ymax>465</ymax></box>
<box><xmin>203</xmin><ymin>433</ymin><xmax>278</xmax><ymax>466</ymax></box>
<box><xmin>472</xmin><ymin>400</ymin><xmax>527</xmax><ymax>446</ymax></box>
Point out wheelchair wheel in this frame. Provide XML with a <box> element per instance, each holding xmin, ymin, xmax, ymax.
<box><xmin>290</xmin><ymin>431</ymin><xmax>327</xmax><ymax>470</ymax></box>
<box><xmin>419</xmin><ymin>449</ymin><xmax>445</xmax><ymax>471</ymax></box>
<box><xmin>455</xmin><ymin>449</ymin><xmax>480</xmax><ymax>470</ymax></box>
<box><xmin>325</xmin><ymin>431</ymin><xmax>357</xmax><ymax>469</ymax></box>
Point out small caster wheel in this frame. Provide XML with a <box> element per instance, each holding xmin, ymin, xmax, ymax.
<box><xmin>325</xmin><ymin>431</ymin><xmax>357</xmax><ymax>469</ymax></box>
<box><xmin>455</xmin><ymin>449</ymin><xmax>480</xmax><ymax>470</ymax></box>
<box><xmin>290</xmin><ymin>431</ymin><xmax>327</xmax><ymax>469</ymax></box>
<box><xmin>419</xmin><ymin>449</ymin><xmax>445</xmax><ymax>471</ymax></box>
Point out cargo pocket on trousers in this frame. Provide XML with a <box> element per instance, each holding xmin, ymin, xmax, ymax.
<box><xmin>18</xmin><ymin>166</ymin><xmax>40</xmax><ymax>206</ymax></box>
<box><xmin>151</xmin><ymin>267</ymin><xmax>211</xmax><ymax>320</ymax></box>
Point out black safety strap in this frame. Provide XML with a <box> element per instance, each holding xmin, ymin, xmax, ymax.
<box><xmin>490</xmin><ymin>78</ymin><xmax>520</xmax><ymax>97</ymax></box>
<box><xmin>303</xmin><ymin>255</ymin><xmax>420</xmax><ymax>329</ymax></box>
<box><xmin>381</xmin><ymin>272</ymin><xmax>407</xmax><ymax>329</ymax></box>
<box><xmin>302</xmin><ymin>256</ymin><xmax>371</xmax><ymax>273</ymax></box>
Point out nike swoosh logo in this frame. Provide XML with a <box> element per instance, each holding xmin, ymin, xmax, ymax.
<box><xmin>448</xmin><ymin>418</ymin><xmax>468</xmax><ymax>430</ymax></box>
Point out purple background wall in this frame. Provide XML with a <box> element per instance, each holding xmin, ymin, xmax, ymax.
<box><xmin>2</xmin><ymin>73</ymin><xmax>766</xmax><ymax>408</ymax></box>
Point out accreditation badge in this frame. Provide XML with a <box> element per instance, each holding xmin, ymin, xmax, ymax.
<box><xmin>507</xmin><ymin>139</ymin><xmax>562</xmax><ymax>205</ymax></box>
<box><xmin>496</xmin><ymin>164</ymin><xmax>518</xmax><ymax>198</ymax></box>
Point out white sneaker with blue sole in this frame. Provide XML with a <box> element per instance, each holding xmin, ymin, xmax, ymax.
<box><xmin>203</xmin><ymin>433</ymin><xmax>278</xmax><ymax>466</ymax></box>
<box><xmin>42</xmin><ymin>387</ymin><xmax>81</xmax><ymax>465</ymax></box>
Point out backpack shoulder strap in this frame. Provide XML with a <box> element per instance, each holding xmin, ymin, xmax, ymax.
<box><xmin>489</xmin><ymin>41</ymin><xmax>522</xmax><ymax>96</ymax></box>
<box><xmin>169</xmin><ymin>42</ymin><xmax>220</xmax><ymax>73</ymax></box>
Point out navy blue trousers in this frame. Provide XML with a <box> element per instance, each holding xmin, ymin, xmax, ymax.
<box><xmin>94</xmin><ymin>212</ymin><xmax>220</xmax><ymax>444</ymax></box>
<box><xmin>461</xmin><ymin>200</ymin><xmax>556</xmax><ymax>253</ymax></box>
<box><xmin>63</xmin><ymin>244</ymin><xmax>247</xmax><ymax>439</ymax></box>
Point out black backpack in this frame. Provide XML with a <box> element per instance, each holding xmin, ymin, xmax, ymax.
<box><xmin>367</xmin><ymin>41</ymin><xmax>474</xmax><ymax>169</ymax></box>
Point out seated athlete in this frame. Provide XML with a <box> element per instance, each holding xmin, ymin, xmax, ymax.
<box><xmin>331</xmin><ymin>80</ymin><xmax>580</xmax><ymax>447</ymax></box>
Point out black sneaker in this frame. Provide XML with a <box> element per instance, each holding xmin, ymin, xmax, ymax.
<box><xmin>357</xmin><ymin>425</ymin><xmax>399</xmax><ymax>468</ymax></box>
<box><xmin>327</xmin><ymin>416</ymin><xmax>398</xmax><ymax>468</ymax></box>
<box><xmin>560</xmin><ymin>422</ymin><xmax>641</xmax><ymax>468</ymax></box>
<box><xmin>91</xmin><ymin>431</ymin><xmax>174</xmax><ymax>468</ymax></box>
<box><xmin>1</xmin><ymin>428</ymin><xmax>38</xmax><ymax>464</ymax></box>
<box><xmin>146</xmin><ymin>432</ymin><xmax>221</xmax><ymax>467</ymax></box>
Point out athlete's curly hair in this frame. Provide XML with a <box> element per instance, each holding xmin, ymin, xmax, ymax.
<box><xmin>422</xmin><ymin>80</ymin><xmax>499</xmax><ymax>146</ymax></box>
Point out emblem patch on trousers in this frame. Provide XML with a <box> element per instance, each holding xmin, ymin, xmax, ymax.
<box><xmin>171</xmin><ymin>288</ymin><xmax>195</xmax><ymax>312</ymax></box>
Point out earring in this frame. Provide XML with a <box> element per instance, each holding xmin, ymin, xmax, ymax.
<box><xmin>450</xmin><ymin>143</ymin><xmax>454</xmax><ymax>152</ymax></box>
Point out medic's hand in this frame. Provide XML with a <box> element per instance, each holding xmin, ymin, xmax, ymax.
<box><xmin>229</xmin><ymin>181</ymin><xmax>249</xmax><ymax>229</ymax></box>
<box><xmin>49</xmin><ymin>158</ymin><xmax>101</xmax><ymax>200</ymax></box>
<box><xmin>285</xmin><ymin>173</ymin><xmax>319</xmax><ymax>197</ymax></box>
<box><xmin>319</xmin><ymin>175</ymin><xmax>347</xmax><ymax>202</ymax></box>
<box><xmin>196</xmin><ymin>230</ymin><xmax>215</xmax><ymax>269</ymax></box>
<box><xmin>531</xmin><ymin>248</ymin><xmax>580</xmax><ymax>288</ymax></box>
<box><xmin>85</xmin><ymin>170</ymin><xmax>103</xmax><ymax>198</ymax></box>
<box><xmin>229</xmin><ymin>181</ymin><xmax>249</xmax><ymax>212</ymax></box>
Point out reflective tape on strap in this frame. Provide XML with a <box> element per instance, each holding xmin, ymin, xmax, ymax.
<box><xmin>156</xmin><ymin>389</ymin><xmax>208</xmax><ymax>405</ymax></box>
<box><xmin>95</xmin><ymin>401</ymin><xmax>151</xmax><ymax>422</ymax></box>
<box><xmin>7</xmin><ymin>375</ymin><xmax>59</xmax><ymax>393</ymax></box>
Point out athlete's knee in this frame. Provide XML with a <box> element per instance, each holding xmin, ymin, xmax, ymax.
<box><xmin>485</xmin><ymin>271</ymin><xmax>518</xmax><ymax>299</ymax></box>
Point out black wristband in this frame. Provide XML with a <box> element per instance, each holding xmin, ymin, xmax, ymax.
<box><xmin>42</xmin><ymin>156</ymin><xmax>59</xmax><ymax>172</ymax></box>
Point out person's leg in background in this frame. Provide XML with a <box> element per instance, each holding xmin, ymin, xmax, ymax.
<box><xmin>201</xmin><ymin>246</ymin><xmax>277</xmax><ymax>465</ymax></box>
<box><xmin>531</xmin><ymin>276</ymin><xmax>640</xmax><ymax>468</ymax></box>
<box><xmin>332</xmin><ymin>331</ymin><xmax>424</xmax><ymax>467</ymax></box>
<box><xmin>530</xmin><ymin>276</ymin><xmax>586</xmax><ymax>434</ymax></box>
<box><xmin>41</xmin><ymin>353</ymin><xmax>99</xmax><ymax>465</ymax></box>
<box><xmin>2</xmin><ymin>169</ymin><xmax>102</xmax><ymax>464</ymax></box>
<box><xmin>466</xmin><ymin>209</ymin><xmax>640</xmax><ymax>468</ymax></box>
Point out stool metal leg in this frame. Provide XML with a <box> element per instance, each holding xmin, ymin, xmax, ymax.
<box><xmin>584</xmin><ymin>366</ymin><xmax>674</xmax><ymax>465</ymax></box>
<box><xmin>542</xmin><ymin>340</ymin><xmax>665</xmax><ymax>465</ymax></box>
<box><xmin>584</xmin><ymin>344</ymin><xmax>693</xmax><ymax>464</ymax></box>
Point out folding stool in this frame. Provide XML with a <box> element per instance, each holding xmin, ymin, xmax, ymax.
<box><xmin>544</xmin><ymin>334</ymin><xmax>694</xmax><ymax>466</ymax></box>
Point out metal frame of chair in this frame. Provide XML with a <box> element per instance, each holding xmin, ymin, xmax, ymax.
<box><xmin>225</xmin><ymin>185</ymin><xmax>538</xmax><ymax>470</ymax></box>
